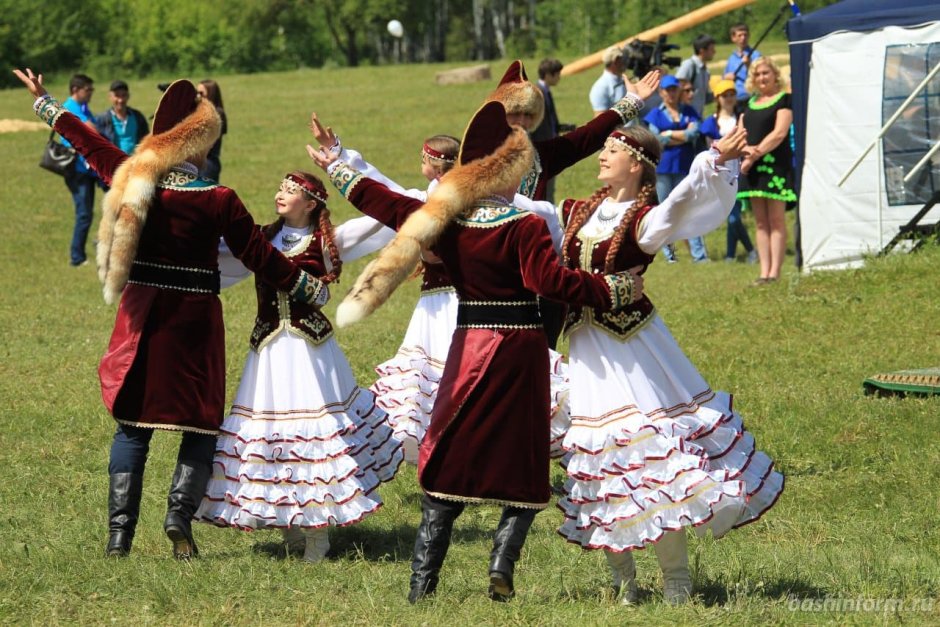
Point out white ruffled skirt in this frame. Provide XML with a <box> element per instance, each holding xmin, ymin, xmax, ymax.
<box><xmin>556</xmin><ymin>315</ymin><xmax>783</xmax><ymax>551</ymax></box>
<box><xmin>371</xmin><ymin>289</ymin><xmax>570</xmax><ymax>464</ymax></box>
<box><xmin>196</xmin><ymin>331</ymin><xmax>404</xmax><ymax>531</ymax></box>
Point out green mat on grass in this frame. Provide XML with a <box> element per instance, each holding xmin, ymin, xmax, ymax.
<box><xmin>863</xmin><ymin>367</ymin><xmax>940</xmax><ymax>396</ymax></box>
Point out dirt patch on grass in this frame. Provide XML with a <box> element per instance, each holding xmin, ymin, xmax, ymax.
<box><xmin>0</xmin><ymin>119</ymin><xmax>48</xmax><ymax>133</ymax></box>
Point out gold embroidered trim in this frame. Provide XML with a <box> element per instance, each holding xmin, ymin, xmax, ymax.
<box><xmin>135</xmin><ymin>260</ymin><xmax>215</xmax><ymax>274</ymax></box>
<box><xmin>420</xmin><ymin>286</ymin><xmax>456</xmax><ymax>295</ymax></box>
<box><xmin>564</xmin><ymin>305</ymin><xmax>656</xmax><ymax>342</ymax></box>
<box><xmin>423</xmin><ymin>490</ymin><xmax>548</xmax><ymax>510</ymax></box>
<box><xmin>455</xmin><ymin>323</ymin><xmax>541</xmax><ymax>329</ymax></box>
<box><xmin>114</xmin><ymin>418</ymin><xmax>219</xmax><ymax>435</ymax></box>
<box><xmin>461</xmin><ymin>299</ymin><xmax>537</xmax><ymax>306</ymax></box>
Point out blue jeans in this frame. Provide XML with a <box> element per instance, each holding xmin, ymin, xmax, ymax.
<box><xmin>725</xmin><ymin>200</ymin><xmax>754</xmax><ymax>259</ymax></box>
<box><xmin>656</xmin><ymin>173</ymin><xmax>708</xmax><ymax>262</ymax></box>
<box><xmin>64</xmin><ymin>169</ymin><xmax>96</xmax><ymax>265</ymax></box>
<box><xmin>108</xmin><ymin>424</ymin><xmax>217</xmax><ymax>475</ymax></box>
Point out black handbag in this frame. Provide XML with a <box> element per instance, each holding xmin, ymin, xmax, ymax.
<box><xmin>39</xmin><ymin>131</ymin><xmax>76</xmax><ymax>176</ymax></box>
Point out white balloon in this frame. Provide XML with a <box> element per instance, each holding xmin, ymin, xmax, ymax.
<box><xmin>387</xmin><ymin>19</ymin><xmax>404</xmax><ymax>38</ymax></box>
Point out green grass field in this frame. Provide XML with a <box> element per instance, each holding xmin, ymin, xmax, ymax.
<box><xmin>1</xmin><ymin>56</ymin><xmax>939</xmax><ymax>625</ymax></box>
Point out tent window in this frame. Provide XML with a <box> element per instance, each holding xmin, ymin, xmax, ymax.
<box><xmin>882</xmin><ymin>42</ymin><xmax>940</xmax><ymax>206</ymax></box>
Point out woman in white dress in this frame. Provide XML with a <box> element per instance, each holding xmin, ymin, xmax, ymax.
<box><xmin>195</xmin><ymin>171</ymin><xmax>403</xmax><ymax>562</ymax></box>
<box><xmin>515</xmin><ymin>125</ymin><xmax>784</xmax><ymax>604</ymax></box>
<box><xmin>308</xmin><ymin>118</ymin><xmax>570</xmax><ymax>463</ymax></box>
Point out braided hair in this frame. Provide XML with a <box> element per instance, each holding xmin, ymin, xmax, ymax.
<box><xmin>561</xmin><ymin>127</ymin><xmax>661</xmax><ymax>272</ymax></box>
<box><xmin>264</xmin><ymin>171</ymin><xmax>342</xmax><ymax>283</ymax></box>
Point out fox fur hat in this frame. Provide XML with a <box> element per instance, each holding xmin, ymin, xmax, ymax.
<box><xmin>336</xmin><ymin>101</ymin><xmax>534</xmax><ymax>327</ymax></box>
<box><xmin>485</xmin><ymin>60</ymin><xmax>545</xmax><ymax>132</ymax></box>
<box><xmin>96</xmin><ymin>80</ymin><xmax>222</xmax><ymax>304</ymax></box>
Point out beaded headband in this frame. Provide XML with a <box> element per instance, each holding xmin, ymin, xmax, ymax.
<box><xmin>422</xmin><ymin>143</ymin><xmax>457</xmax><ymax>164</ymax></box>
<box><xmin>283</xmin><ymin>173</ymin><xmax>328</xmax><ymax>205</ymax></box>
<box><xmin>608</xmin><ymin>131</ymin><xmax>660</xmax><ymax>167</ymax></box>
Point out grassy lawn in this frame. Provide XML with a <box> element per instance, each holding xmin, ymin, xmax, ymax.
<box><xmin>1</xmin><ymin>58</ymin><xmax>939</xmax><ymax>625</ymax></box>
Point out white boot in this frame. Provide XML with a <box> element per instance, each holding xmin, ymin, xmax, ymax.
<box><xmin>605</xmin><ymin>549</ymin><xmax>638</xmax><ymax>605</ymax></box>
<box><xmin>281</xmin><ymin>526</ymin><xmax>306</xmax><ymax>556</ymax></box>
<box><xmin>302</xmin><ymin>527</ymin><xmax>330</xmax><ymax>563</ymax></box>
<box><xmin>653</xmin><ymin>531</ymin><xmax>692</xmax><ymax>605</ymax></box>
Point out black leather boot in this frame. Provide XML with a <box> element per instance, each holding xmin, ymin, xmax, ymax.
<box><xmin>487</xmin><ymin>507</ymin><xmax>537</xmax><ymax>601</ymax></box>
<box><xmin>163</xmin><ymin>460</ymin><xmax>211</xmax><ymax>560</ymax></box>
<box><xmin>105</xmin><ymin>473</ymin><xmax>144</xmax><ymax>557</ymax></box>
<box><xmin>408</xmin><ymin>499</ymin><xmax>461</xmax><ymax>603</ymax></box>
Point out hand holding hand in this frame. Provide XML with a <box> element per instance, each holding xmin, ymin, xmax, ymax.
<box><xmin>306</xmin><ymin>143</ymin><xmax>340</xmax><ymax>171</ymax></box>
<box><xmin>631</xmin><ymin>70</ymin><xmax>662</xmax><ymax>102</ymax></box>
<box><xmin>12</xmin><ymin>68</ymin><xmax>48</xmax><ymax>99</ymax></box>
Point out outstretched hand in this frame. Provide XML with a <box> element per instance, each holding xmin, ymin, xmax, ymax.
<box><xmin>309</xmin><ymin>112</ymin><xmax>338</xmax><ymax>151</ymax></box>
<box><xmin>306</xmin><ymin>143</ymin><xmax>339</xmax><ymax>172</ymax></box>
<box><xmin>12</xmin><ymin>68</ymin><xmax>48</xmax><ymax>99</ymax></box>
<box><xmin>630</xmin><ymin>70</ymin><xmax>661</xmax><ymax>102</ymax></box>
<box><xmin>714</xmin><ymin>118</ymin><xmax>748</xmax><ymax>165</ymax></box>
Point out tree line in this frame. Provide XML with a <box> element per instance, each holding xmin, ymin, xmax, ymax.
<box><xmin>0</xmin><ymin>0</ymin><xmax>833</xmax><ymax>87</ymax></box>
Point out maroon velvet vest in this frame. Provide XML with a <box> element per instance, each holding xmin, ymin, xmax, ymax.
<box><xmin>249</xmin><ymin>228</ymin><xmax>334</xmax><ymax>351</ymax></box>
<box><xmin>561</xmin><ymin>199</ymin><xmax>657</xmax><ymax>340</ymax></box>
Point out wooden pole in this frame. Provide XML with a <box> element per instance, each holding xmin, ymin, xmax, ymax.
<box><xmin>561</xmin><ymin>0</ymin><xmax>757</xmax><ymax>76</ymax></box>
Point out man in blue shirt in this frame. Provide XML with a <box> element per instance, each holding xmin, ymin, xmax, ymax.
<box><xmin>61</xmin><ymin>74</ymin><xmax>97</xmax><ymax>266</ymax></box>
<box><xmin>723</xmin><ymin>23</ymin><xmax>762</xmax><ymax>106</ymax></box>
<box><xmin>589</xmin><ymin>46</ymin><xmax>626</xmax><ymax>118</ymax></box>
<box><xmin>95</xmin><ymin>80</ymin><xmax>149</xmax><ymax>156</ymax></box>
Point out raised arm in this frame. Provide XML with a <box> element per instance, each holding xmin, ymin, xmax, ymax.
<box><xmin>637</xmin><ymin>125</ymin><xmax>747</xmax><ymax>253</ymax></box>
<box><xmin>15</xmin><ymin>68</ymin><xmax>127</xmax><ymax>185</ymax></box>
<box><xmin>310</xmin><ymin>112</ymin><xmax>428</xmax><ymax>201</ymax></box>
<box><xmin>308</xmin><ymin>144</ymin><xmax>424</xmax><ymax>231</ymax></box>
<box><xmin>538</xmin><ymin>71</ymin><xmax>660</xmax><ymax>181</ymax></box>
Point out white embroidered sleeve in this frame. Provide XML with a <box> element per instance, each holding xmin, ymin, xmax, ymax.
<box><xmin>637</xmin><ymin>150</ymin><xmax>740</xmax><ymax>254</ymax></box>
<box><xmin>218</xmin><ymin>238</ymin><xmax>251</xmax><ymax>289</ymax></box>
<box><xmin>333</xmin><ymin>215</ymin><xmax>397</xmax><ymax>262</ymax></box>
<box><xmin>510</xmin><ymin>193</ymin><xmax>565</xmax><ymax>254</ymax></box>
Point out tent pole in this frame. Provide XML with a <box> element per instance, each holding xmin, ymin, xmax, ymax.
<box><xmin>837</xmin><ymin>59</ymin><xmax>940</xmax><ymax>187</ymax></box>
<box><xmin>877</xmin><ymin>137</ymin><xmax>884</xmax><ymax>251</ymax></box>
<box><xmin>903</xmin><ymin>136</ymin><xmax>940</xmax><ymax>183</ymax></box>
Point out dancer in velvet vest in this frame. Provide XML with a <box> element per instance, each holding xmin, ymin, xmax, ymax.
<box><xmin>308</xmin><ymin>102</ymin><xmax>643</xmax><ymax>602</ymax></box>
<box><xmin>14</xmin><ymin>68</ymin><xmax>328</xmax><ymax>560</ymax></box>
<box><xmin>485</xmin><ymin>61</ymin><xmax>660</xmax><ymax>348</ymax></box>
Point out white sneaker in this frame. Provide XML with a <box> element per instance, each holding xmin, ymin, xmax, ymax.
<box><xmin>747</xmin><ymin>249</ymin><xmax>759</xmax><ymax>264</ymax></box>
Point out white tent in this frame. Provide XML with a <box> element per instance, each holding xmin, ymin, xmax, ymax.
<box><xmin>788</xmin><ymin>1</ymin><xmax>940</xmax><ymax>271</ymax></box>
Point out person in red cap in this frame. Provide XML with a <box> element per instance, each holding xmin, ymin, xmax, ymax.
<box><xmin>14</xmin><ymin>68</ymin><xmax>330</xmax><ymax>560</ymax></box>
<box><xmin>308</xmin><ymin>101</ymin><xmax>644</xmax><ymax>603</ymax></box>
<box><xmin>486</xmin><ymin>60</ymin><xmax>660</xmax><ymax>347</ymax></box>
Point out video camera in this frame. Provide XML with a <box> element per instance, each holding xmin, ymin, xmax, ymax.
<box><xmin>622</xmin><ymin>34</ymin><xmax>681</xmax><ymax>78</ymax></box>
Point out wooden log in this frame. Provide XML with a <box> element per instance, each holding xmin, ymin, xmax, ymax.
<box><xmin>561</xmin><ymin>0</ymin><xmax>757</xmax><ymax>76</ymax></box>
<box><xmin>435</xmin><ymin>64</ymin><xmax>492</xmax><ymax>85</ymax></box>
